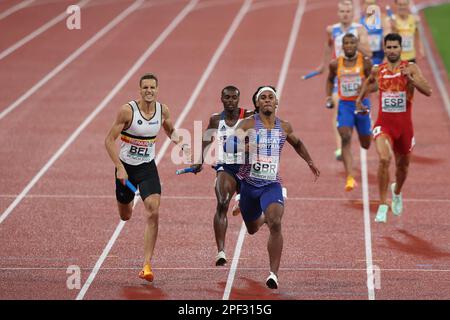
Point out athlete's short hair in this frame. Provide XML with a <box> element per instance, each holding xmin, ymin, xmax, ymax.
<box><xmin>384</xmin><ymin>33</ymin><xmax>402</xmax><ymax>46</ymax></box>
<box><xmin>339</xmin><ymin>0</ymin><xmax>353</xmax><ymax>6</ymax></box>
<box><xmin>342</xmin><ymin>33</ymin><xmax>358</xmax><ymax>44</ymax></box>
<box><xmin>139</xmin><ymin>73</ymin><xmax>158</xmax><ymax>87</ymax></box>
<box><xmin>221</xmin><ymin>85</ymin><xmax>240</xmax><ymax>96</ymax></box>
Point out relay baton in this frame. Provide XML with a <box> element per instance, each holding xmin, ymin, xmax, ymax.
<box><xmin>354</xmin><ymin>109</ymin><xmax>370</xmax><ymax>115</ymax></box>
<box><xmin>125</xmin><ymin>179</ymin><xmax>138</xmax><ymax>193</ymax></box>
<box><xmin>302</xmin><ymin>70</ymin><xmax>320</xmax><ymax>80</ymax></box>
<box><xmin>176</xmin><ymin>167</ymin><xmax>195</xmax><ymax>175</ymax></box>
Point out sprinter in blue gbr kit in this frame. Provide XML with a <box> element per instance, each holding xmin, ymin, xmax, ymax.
<box><xmin>105</xmin><ymin>73</ymin><xmax>189</xmax><ymax>283</ymax></box>
<box><xmin>228</xmin><ymin>86</ymin><xmax>320</xmax><ymax>289</ymax></box>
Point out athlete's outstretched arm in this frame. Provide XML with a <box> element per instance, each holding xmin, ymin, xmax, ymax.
<box><xmin>326</xmin><ymin>60</ymin><xmax>338</xmax><ymax>107</ymax></box>
<box><xmin>282</xmin><ymin>120</ymin><xmax>320</xmax><ymax>181</ymax></box>
<box><xmin>104</xmin><ymin>104</ymin><xmax>132</xmax><ymax>182</ymax></box>
<box><xmin>402</xmin><ymin>63</ymin><xmax>432</xmax><ymax>96</ymax></box>
<box><xmin>362</xmin><ymin>57</ymin><xmax>377</xmax><ymax>93</ymax></box>
<box><xmin>316</xmin><ymin>26</ymin><xmax>333</xmax><ymax>74</ymax></box>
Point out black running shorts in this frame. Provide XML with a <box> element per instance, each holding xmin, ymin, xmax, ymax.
<box><xmin>115</xmin><ymin>160</ymin><xmax>161</xmax><ymax>204</ymax></box>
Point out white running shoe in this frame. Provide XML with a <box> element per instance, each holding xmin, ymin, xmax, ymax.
<box><xmin>375</xmin><ymin>204</ymin><xmax>389</xmax><ymax>223</ymax></box>
<box><xmin>391</xmin><ymin>183</ymin><xmax>403</xmax><ymax>216</ymax></box>
<box><xmin>266</xmin><ymin>272</ymin><xmax>279</xmax><ymax>289</ymax></box>
<box><xmin>215</xmin><ymin>251</ymin><xmax>227</xmax><ymax>266</ymax></box>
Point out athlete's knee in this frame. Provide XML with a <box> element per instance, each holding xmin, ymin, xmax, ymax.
<box><xmin>361</xmin><ymin>139</ymin><xmax>371</xmax><ymax>149</ymax></box>
<box><xmin>143</xmin><ymin>197</ymin><xmax>160</xmax><ymax>220</ymax></box>
<box><xmin>145</xmin><ymin>208</ymin><xmax>159</xmax><ymax>222</ymax></box>
<box><xmin>339</xmin><ymin>131</ymin><xmax>352</xmax><ymax>146</ymax></box>
<box><xmin>379</xmin><ymin>155</ymin><xmax>391</xmax><ymax>167</ymax></box>
<box><xmin>119</xmin><ymin>212</ymin><xmax>132</xmax><ymax>221</ymax></box>
<box><xmin>118</xmin><ymin>203</ymin><xmax>132</xmax><ymax>221</ymax></box>
<box><xmin>396</xmin><ymin>161</ymin><xmax>409</xmax><ymax>174</ymax></box>
<box><xmin>247</xmin><ymin>226</ymin><xmax>258</xmax><ymax>235</ymax></box>
<box><xmin>267</xmin><ymin>216</ymin><xmax>282</xmax><ymax>233</ymax></box>
<box><xmin>216</xmin><ymin>199</ymin><xmax>231</xmax><ymax>215</ymax></box>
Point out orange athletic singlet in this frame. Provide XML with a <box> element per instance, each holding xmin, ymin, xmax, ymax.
<box><xmin>337</xmin><ymin>53</ymin><xmax>365</xmax><ymax>101</ymax></box>
<box><xmin>373</xmin><ymin>61</ymin><xmax>415</xmax><ymax>155</ymax></box>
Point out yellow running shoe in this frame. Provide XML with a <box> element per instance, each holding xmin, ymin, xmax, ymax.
<box><xmin>139</xmin><ymin>264</ymin><xmax>154</xmax><ymax>282</ymax></box>
<box><xmin>345</xmin><ymin>176</ymin><xmax>356</xmax><ymax>192</ymax></box>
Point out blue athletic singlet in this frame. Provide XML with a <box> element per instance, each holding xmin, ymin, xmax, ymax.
<box><xmin>360</xmin><ymin>15</ymin><xmax>384</xmax><ymax>64</ymax></box>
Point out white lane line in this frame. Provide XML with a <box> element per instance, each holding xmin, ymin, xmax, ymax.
<box><xmin>360</xmin><ymin>148</ymin><xmax>375</xmax><ymax>300</ymax></box>
<box><xmin>3</xmin><ymin>267</ymin><xmax>450</xmax><ymax>272</ymax></box>
<box><xmin>0</xmin><ymin>0</ymin><xmax>90</xmax><ymax>61</ymax></box>
<box><xmin>222</xmin><ymin>0</ymin><xmax>307</xmax><ymax>300</ymax></box>
<box><xmin>411</xmin><ymin>1</ymin><xmax>450</xmax><ymax>119</ymax></box>
<box><xmin>76</xmin><ymin>0</ymin><xmax>252</xmax><ymax>300</ymax></box>
<box><xmin>0</xmin><ymin>0</ymin><xmax>35</xmax><ymax>21</ymax></box>
<box><xmin>75</xmin><ymin>220</ymin><xmax>126</xmax><ymax>300</ymax></box>
<box><xmin>275</xmin><ymin>0</ymin><xmax>306</xmax><ymax>100</ymax></box>
<box><xmin>0</xmin><ymin>0</ymin><xmax>198</xmax><ymax>226</ymax></box>
<box><xmin>155</xmin><ymin>0</ymin><xmax>253</xmax><ymax>164</ymax></box>
<box><xmin>222</xmin><ymin>223</ymin><xmax>247</xmax><ymax>300</ymax></box>
<box><xmin>0</xmin><ymin>0</ymin><xmax>144</xmax><ymax>121</ymax></box>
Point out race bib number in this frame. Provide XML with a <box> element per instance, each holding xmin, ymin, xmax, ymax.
<box><xmin>402</xmin><ymin>34</ymin><xmax>414</xmax><ymax>52</ymax></box>
<box><xmin>340</xmin><ymin>75</ymin><xmax>362</xmax><ymax>97</ymax></box>
<box><xmin>368</xmin><ymin>34</ymin><xmax>382</xmax><ymax>51</ymax></box>
<box><xmin>372</xmin><ymin>126</ymin><xmax>382</xmax><ymax>136</ymax></box>
<box><xmin>382</xmin><ymin>91</ymin><xmax>407</xmax><ymax>113</ymax></box>
<box><xmin>250</xmin><ymin>155</ymin><xmax>279</xmax><ymax>181</ymax></box>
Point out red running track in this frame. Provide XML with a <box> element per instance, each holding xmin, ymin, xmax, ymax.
<box><xmin>0</xmin><ymin>0</ymin><xmax>449</xmax><ymax>300</ymax></box>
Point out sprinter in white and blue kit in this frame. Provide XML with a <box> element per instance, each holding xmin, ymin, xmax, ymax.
<box><xmin>359</xmin><ymin>0</ymin><xmax>391</xmax><ymax>65</ymax></box>
<box><xmin>229</xmin><ymin>86</ymin><xmax>320</xmax><ymax>289</ymax></box>
<box><xmin>105</xmin><ymin>73</ymin><xmax>188</xmax><ymax>283</ymax></box>
<box><xmin>190</xmin><ymin>86</ymin><xmax>253</xmax><ymax>266</ymax></box>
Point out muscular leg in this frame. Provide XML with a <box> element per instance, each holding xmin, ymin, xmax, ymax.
<box><xmin>375</xmin><ymin>135</ymin><xmax>393</xmax><ymax>204</ymax></box>
<box><xmin>394</xmin><ymin>152</ymin><xmax>411</xmax><ymax>194</ymax></box>
<box><xmin>214</xmin><ymin>172</ymin><xmax>237</xmax><ymax>253</ymax></box>
<box><xmin>142</xmin><ymin>194</ymin><xmax>160</xmax><ymax>267</ymax></box>
<box><xmin>117</xmin><ymin>202</ymin><xmax>133</xmax><ymax>221</ymax></box>
<box><xmin>264</xmin><ymin>203</ymin><xmax>284</xmax><ymax>276</ymax></box>
<box><xmin>358</xmin><ymin>134</ymin><xmax>371</xmax><ymax>150</ymax></box>
<box><xmin>338</xmin><ymin>126</ymin><xmax>353</xmax><ymax>177</ymax></box>
<box><xmin>244</xmin><ymin>214</ymin><xmax>266</xmax><ymax>235</ymax></box>
<box><xmin>243</xmin><ymin>203</ymin><xmax>283</xmax><ymax>276</ymax></box>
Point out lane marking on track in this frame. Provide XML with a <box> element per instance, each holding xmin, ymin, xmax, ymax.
<box><xmin>0</xmin><ymin>0</ymin><xmax>90</xmax><ymax>61</ymax></box>
<box><xmin>0</xmin><ymin>0</ymin><xmax>196</xmax><ymax>226</ymax></box>
<box><xmin>0</xmin><ymin>0</ymin><xmax>144</xmax><ymax>121</ymax></box>
<box><xmin>360</xmin><ymin>148</ymin><xmax>375</xmax><ymax>300</ymax></box>
<box><xmin>76</xmin><ymin>0</ymin><xmax>252</xmax><ymax>300</ymax></box>
<box><xmin>222</xmin><ymin>223</ymin><xmax>247</xmax><ymax>300</ymax></box>
<box><xmin>2</xmin><ymin>267</ymin><xmax>450</xmax><ymax>272</ymax></box>
<box><xmin>2</xmin><ymin>193</ymin><xmax>450</xmax><ymax>203</ymax></box>
<box><xmin>0</xmin><ymin>0</ymin><xmax>35</xmax><ymax>21</ymax></box>
<box><xmin>222</xmin><ymin>0</ymin><xmax>307</xmax><ymax>301</ymax></box>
